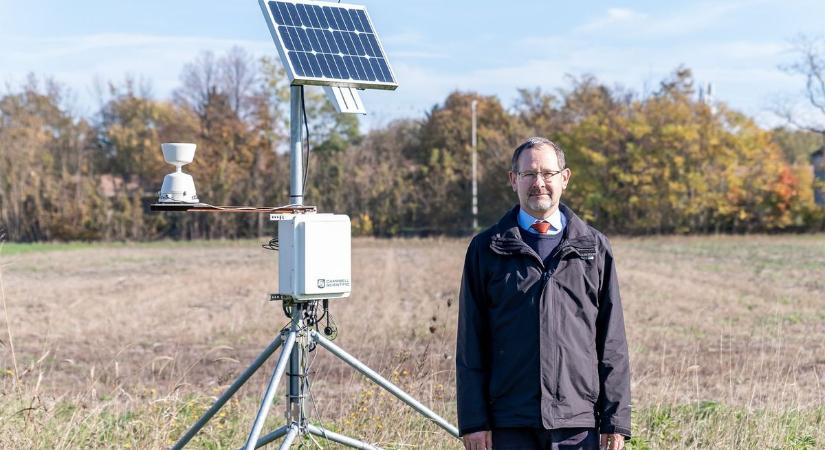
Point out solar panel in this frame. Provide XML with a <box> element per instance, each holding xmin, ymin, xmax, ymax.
<box><xmin>259</xmin><ymin>0</ymin><xmax>398</xmax><ymax>90</ymax></box>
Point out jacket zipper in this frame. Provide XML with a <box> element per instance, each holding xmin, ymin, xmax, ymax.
<box><xmin>541</xmin><ymin>241</ymin><xmax>581</xmax><ymax>428</ymax></box>
<box><xmin>518</xmin><ymin>238</ymin><xmax>576</xmax><ymax>429</ymax></box>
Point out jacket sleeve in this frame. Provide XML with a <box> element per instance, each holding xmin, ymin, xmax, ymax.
<box><xmin>595</xmin><ymin>235</ymin><xmax>632</xmax><ymax>438</ymax></box>
<box><xmin>455</xmin><ymin>236</ymin><xmax>491</xmax><ymax>436</ymax></box>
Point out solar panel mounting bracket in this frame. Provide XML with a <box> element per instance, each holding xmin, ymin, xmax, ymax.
<box><xmin>323</xmin><ymin>86</ymin><xmax>366</xmax><ymax>114</ymax></box>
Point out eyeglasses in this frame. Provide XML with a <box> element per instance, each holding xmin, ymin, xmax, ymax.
<box><xmin>516</xmin><ymin>170</ymin><xmax>564</xmax><ymax>182</ymax></box>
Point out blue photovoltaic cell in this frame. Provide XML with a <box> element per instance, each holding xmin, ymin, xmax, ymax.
<box><xmin>266</xmin><ymin>0</ymin><xmax>395</xmax><ymax>86</ymax></box>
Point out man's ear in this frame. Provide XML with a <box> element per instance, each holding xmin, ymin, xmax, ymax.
<box><xmin>561</xmin><ymin>168</ymin><xmax>572</xmax><ymax>189</ymax></box>
<box><xmin>508</xmin><ymin>171</ymin><xmax>518</xmax><ymax>192</ymax></box>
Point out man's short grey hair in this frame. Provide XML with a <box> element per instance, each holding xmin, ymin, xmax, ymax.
<box><xmin>511</xmin><ymin>137</ymin><xmax>566</xmax><ymax>172</ymax></box>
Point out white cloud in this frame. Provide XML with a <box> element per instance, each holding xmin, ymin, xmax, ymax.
<box><xmin>0</xmin><ymin>0</ymin><xmax>811</xmax><ymax>132</ymax></box>
<box><xmin>709</xmin><ymin>41</ymin><xmax>788</xmax><ymax>60</ymax></box>
<box><xmin>359</xmin><ymin>34</ymin><xmax>805</xmax><ymax>130</ymax></box>
<box><xmin>2</xmin><ymin>33</ymin><xmax>273</xmax><ymax>63</ymax></box>
<box><xmin>640</xmin><ymin>2</ymin><xmax>747</xmax><ymax>37</ymax></box>
<box><xmin>517</xmin><ymin>35</ymin><xmax>570</xmax><ymax>50</ymax></box>
<box><xmin>0</xmin><ymin>33</ymin><xmax>276</xmax><ymax>114</ymax></box>
<box><xmin>392</xmin><ymin>50</ymin><xmax>449</xmax><ymax>60</ymax></box>
<box><xmin>381</xmin><ymin>31</ymin><xmax>450</xmax><ymax>60</ymax></box>
<box><xmin>382</xmin><ymin>32</ymin><xmax>427</xmax><ymax>46</ymax></box>
<box><xmin>577</xmin><ymin>8</ymin><xmax>647</xmax><ymax>32</ymax></box>
<box><xmin>575</xmin><ymin>1</ymin><xmax>767</xmax><ymax>38</ymax></box>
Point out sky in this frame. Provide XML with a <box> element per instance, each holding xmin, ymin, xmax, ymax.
<box><xmin>1</xmin><ymin>0</ymin><xmax>822</xmax><ymax>129</ymax></box>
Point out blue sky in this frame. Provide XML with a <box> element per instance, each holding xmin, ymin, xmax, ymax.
<box><xmin>1</xmin><ymin>0</ymin><xmax>822</xmax><ymax>129</ymax></box>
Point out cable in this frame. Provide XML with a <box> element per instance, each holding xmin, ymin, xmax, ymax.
<box><xmin>306</xmin><ymin>383</ymin><xmax>330</xmax><ymax>447</ymax></box>
<box><xmin>300</xmin><ymin>85</ymin><xmax>311</xmax><ymax>195</ymax></box>
<box><xmin>261</xmin><ymin>236</ymin><xmax>279</xmax><ymax>251</ymax></box>
<box><xmin>322</xmin><ymin>299</ymin><xmax>338</xmax><ymax>340</ymax></box>
<box><xmin>304</xmin><ymin>337</ymin><xmax>332</xmax><ymax>449</ymax></box>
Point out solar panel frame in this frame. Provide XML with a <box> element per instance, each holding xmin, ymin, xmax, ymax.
<box><xmin>258</xmin><ymin>0</ymin><xmax>398</xmax><ymax>91</ymax></box>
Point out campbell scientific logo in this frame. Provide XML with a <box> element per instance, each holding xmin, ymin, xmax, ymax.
<box><xmin>316</xmin><ymin>278</ymin><xmax>350</xmax><ymax>289</ymax></box>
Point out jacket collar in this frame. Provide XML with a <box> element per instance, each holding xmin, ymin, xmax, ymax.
<box><xmin>489</xmin><ymin>204</ymin><xmax>598</xmax><ymax>260</ymax></box>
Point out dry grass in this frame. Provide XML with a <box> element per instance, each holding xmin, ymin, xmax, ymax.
<box><xmin>1</xmin><ymin>235</ymin><xmax>824</xmax><ymax>449</ymax></box>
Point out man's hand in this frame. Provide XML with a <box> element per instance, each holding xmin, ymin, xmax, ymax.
<box><xmin>600</xmin><ymin>433</ymin><xmax>625</xmax><ymax>450</ymax></box>
<box><xmin>462</xmin><ymin>430</ymin><xmax>492</xmax><ymax>450</ymax></box>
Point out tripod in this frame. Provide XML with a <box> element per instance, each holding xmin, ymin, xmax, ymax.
<box><xmin>171</xmin><ymin>301</ymin><xmax>459</xmax><ymax>449</ymax></box>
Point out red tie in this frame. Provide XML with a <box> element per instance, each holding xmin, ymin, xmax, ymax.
<box><xmin>531</xmin><ymin>220</ymin><xmax>551</xmax><ymax>234</ymax></box>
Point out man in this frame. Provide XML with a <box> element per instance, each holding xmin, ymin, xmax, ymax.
<box><xmin>456</xmin><ymin>137</ymin><xmax>631</xmax><ymax>450</ymax></box>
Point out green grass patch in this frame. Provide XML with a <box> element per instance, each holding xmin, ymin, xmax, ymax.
<box><xmin>629</xmin><ymin>402</ymin><xmax>825</xmax><ymax>450</ymax></box>
<box><xmin>3</xmin><ymin>391</ymin><xmax>825</xmax><ymax>449</ymax></box>
<box><xmin>0</xmin><ymin>239</ymin><xmax>262</xmax><ymax>256</ymax></box>
<box><xmin>0</xmin><ymin>241</ymin><xmax>100</xmax><ymax>256</ymax></box>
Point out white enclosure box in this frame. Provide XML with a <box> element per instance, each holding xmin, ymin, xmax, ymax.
<box><xmin>278</xmin><ymin>214</ymin><xmax>351</xmax><ymax>301</ymax></box>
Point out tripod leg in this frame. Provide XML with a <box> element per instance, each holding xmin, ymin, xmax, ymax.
<box><xmin>310</xmin><ymin>331</ymin><xmax>460</xmax><ymax>438</ymax></box>
<box><xmin>234</xmin><ymin>424</ymin><xmax>290</xmax><ymax>450</ymax></box>
<box><xmin>243</xmin><ymin>331</ymin><xmax>297</xmax><ymax>450</ymax></box>
<box><xmin>307</xmin><ymin>424</ymin><xmax>384</xmax><ymax>450</ymax></box>
<box><xmin>172</xmin><ymin>333</ymin><xmax>285</xmax><ymax>450</ymax></box>
<box><xmin>277</xmin><ymin>424</ymin><xmax>300</xmax><ymax>450</ymax></box>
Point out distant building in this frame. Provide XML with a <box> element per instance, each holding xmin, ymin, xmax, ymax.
<box><xmin>813</xmin><ymin>146</ymin><xmax>825</xmax><ymax>206</ymax></box>
<box><xmin>98</xmin><ymin>174</ymin><xmax>141</xmax><ymax>198</ymax></box>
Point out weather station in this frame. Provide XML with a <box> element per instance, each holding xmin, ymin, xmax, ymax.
<box><xmin>150</xmin><ymin>1</ymin><xmax>460</xmax><ymax>449</ymax></box>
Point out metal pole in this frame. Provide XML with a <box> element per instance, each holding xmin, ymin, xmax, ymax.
<box><xmin>471</xmin><ymin>99</ymin><xmax>478</xmax><ymax>232</ymax></box>
<box><xmin>310</xmin><ymin>331</ymin><xmax>460</xmax><ymax>438</ymax></box>
<box><xmin>243</xmin><ymin>331</ymin><xmax>298</xmax><ymax>450</ymax></box>
<box><xmin>277</xmin><ymin>425</ymin><xmax>300</xmax><ymax>450</ymax></box>
<box><xmin>237</xmin><ymin>425</ymin><xmax>290</xmax><ymax>450</ymax></box>
<box><xmin>290</xmin><ymin>86</ymin><xmax>304</xmax><ymax>206</ymax></box>
<box><xmin>287</xmin><ymin>303</ymin><xmax>307</xmax><ymax>424</ymax></box>
<box><xmin>306</xmin><ymin>424</ymin><xmax>384</xmax><ymax>450</ymax></box>
<box><xmin>172</xmin><ymin>334</ymin><xmax>284</xmax><ymax>450</ymax></box>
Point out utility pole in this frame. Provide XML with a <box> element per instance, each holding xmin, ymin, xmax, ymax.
<box><xmin>706</xmin><ymin>82</ymin><xmax>717</xmax><ymax>115</ymax></box>
<box><xmin>471</xmin><ymin>99</ymin><xmax>478</xmax><ymax>232</ymax></box>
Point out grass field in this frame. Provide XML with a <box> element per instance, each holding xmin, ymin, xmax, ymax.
<box><xmin>1</xmin><ymin>235</ymin><xmax>824</xmax><ymax>449</ymax></box>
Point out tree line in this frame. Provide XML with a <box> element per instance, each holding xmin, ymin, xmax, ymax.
<box><xmin>0</xmin><ymin>48</ymin><xmax>823</xmax><ymax>242</ymax></box>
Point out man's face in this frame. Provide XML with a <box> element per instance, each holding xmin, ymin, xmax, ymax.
<box><xmin>508</xmin><ymin>146</ymin><xmax>571</xmax><ymax>218</ymax></box>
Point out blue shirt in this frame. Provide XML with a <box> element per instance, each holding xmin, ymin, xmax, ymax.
<box><xmin>517</xmin><ymin>208</ymin><xmax>567</xmax><ymax>235</ymax></box>
<box><xmin>518</xmin><ymin>207</ymin><xmax>567</xmax><ymax>268</ymax></box>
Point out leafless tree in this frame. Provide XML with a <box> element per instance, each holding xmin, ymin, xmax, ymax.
<box><xmin>174</xmin><ymin>47</ymin><xmax>259</xmax><ymax>122</ymax></box>
<box><xmin>174</xmin><ymin>51</ymin><xmax>220</xmax><ymax>121</ymax></box>
<box><xmin>219</xmin><ymin>46</ymin><xmax>258</xmax><ymax>120</ymax></box>
<box><xmin>777</xmin><ymin>35</ymin><xmax>825</xmax><ymax>136</ymax></box>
